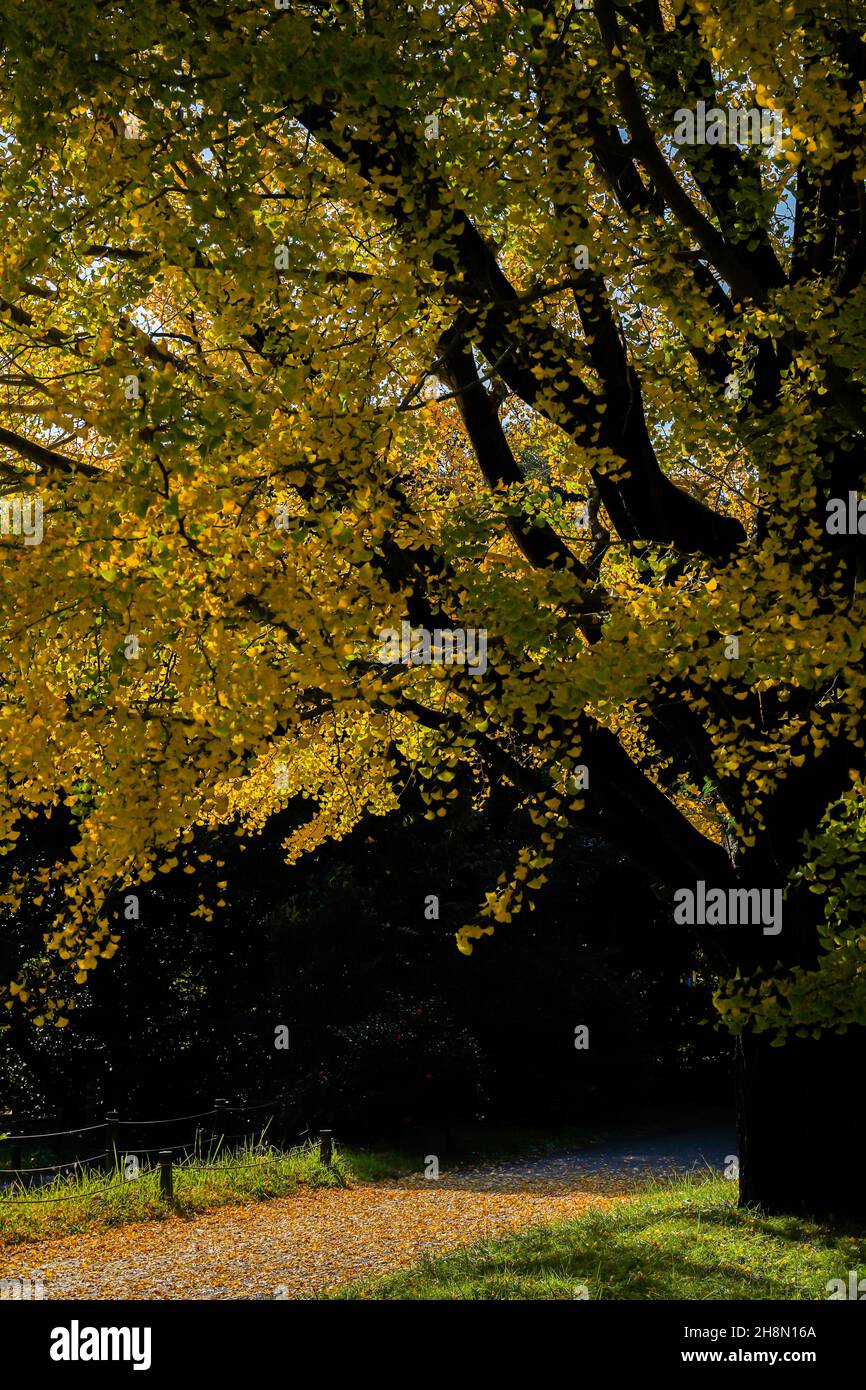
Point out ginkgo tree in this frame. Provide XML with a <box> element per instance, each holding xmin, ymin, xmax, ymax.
<box><xmin>1</xmin><ymin>0</ymin><xmax>866</xmax><ymax>1216</ymax></box>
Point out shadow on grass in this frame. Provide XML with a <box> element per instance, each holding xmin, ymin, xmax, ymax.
<box><xmin>691</xmin><ymin>1205</ymin><xmax>865</xmax><ymax>1251</ymax></box>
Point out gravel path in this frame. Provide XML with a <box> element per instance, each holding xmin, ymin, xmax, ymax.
<box><xmin>0</xmin><ymin>1127</ymin><xmax>735</xmax><ymax>1300</ymax></box>
<box><xmin>409</xmin><ymin>1127</ymin><xmax>736</xmax><ymax>1192</ymax></box>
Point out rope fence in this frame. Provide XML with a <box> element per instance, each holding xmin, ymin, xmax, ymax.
<box><xmin>0</xmin><ymin>1122</ymin><xmax>108</xmax><ymax>1142</ymax></box>
<box><xmin>115</xmin><ymin>1109</ymin><xmax>219</xmax><ymax>1128</ymax></box>
<box><xmin>0</xmin><ymin>1180</ymin><xmax>128</xmax><ymax>1206</ymax></box>
<box><xmin>0</xmin><ymin>1095</ymin><xmax>330</xmax><ymax>1205</ymax></box>
<box><xmin>1</xmin><ymin>1097</ymin><xmax>296</xmax><ymax>1145</ymax></box>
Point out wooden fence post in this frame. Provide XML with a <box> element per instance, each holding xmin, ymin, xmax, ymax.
<box><xmin>319</xmin><ymin>1129</ymin><xmax>333</xmax><ymax>1166</ymax></box>
<box><xmin>105</xmin><ymin>1111</ymin><xmax>119</xmax><ymax>1174</ymax></box>
<box><xmin>159</xmin><ymin>1150</ymin><xmax>173</xmax><ymax>1200</ymax></box>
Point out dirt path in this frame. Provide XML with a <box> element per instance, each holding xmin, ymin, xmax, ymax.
<box><xmin>0</xmin><ymin>1127</ymin><xmax>734</xmax><ymax>1300</ymax></box>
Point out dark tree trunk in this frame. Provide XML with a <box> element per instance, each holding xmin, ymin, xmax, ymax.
<box><xmin>736</xmin><ymin>1025</ymin><xmax>866</xmax><ymax>1219</ymax></box>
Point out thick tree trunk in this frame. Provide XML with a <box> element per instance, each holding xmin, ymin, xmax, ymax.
<box><xmin>736</xmin><ymin>1025</ymin><xmax>866</xmax><ymax>1219</ymax></box>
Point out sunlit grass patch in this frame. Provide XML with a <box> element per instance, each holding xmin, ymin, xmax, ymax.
<box><xmin>330</xmin><ymin>1174</ymin><xmax>865</xmax><ymax>1301</ymax></box>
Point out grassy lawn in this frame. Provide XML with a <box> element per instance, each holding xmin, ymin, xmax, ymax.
<box><xmin>330</xmin><ymin>1175</ymin><xmax>865</xmax><ymax>1301</ymax></box>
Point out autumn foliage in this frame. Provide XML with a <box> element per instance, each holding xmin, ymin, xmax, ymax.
<box><xmin>1</xmin><ymin>0</ymin><xmax>865</xmax><ymax>1112</ymax></box>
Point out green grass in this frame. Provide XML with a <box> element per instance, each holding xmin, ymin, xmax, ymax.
<box><xmin>0</xmin><ymin>1137</ymin><xmax>349</xmax><ymax>1247</ymax></box>
<box><xmin>330</xmin><ymin>1174</ymin><xmax>865</xmax><ymax>1300</ymax></box>
<box><xmin>339</xmin><ymin>1146</ymin><xmax>418</xmax><ymax>1183</ymax></box>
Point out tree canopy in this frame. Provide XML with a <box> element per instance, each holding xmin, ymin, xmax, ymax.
<box><xmin>1</xmin><ymin>0</ymin><xmax>866</xmax><ymax>1052</ymax></box>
